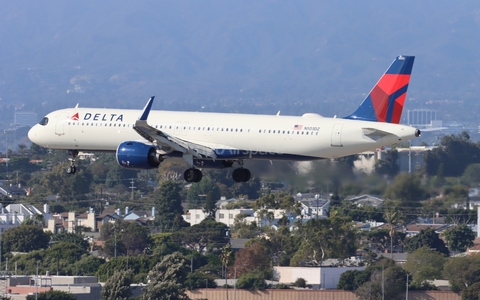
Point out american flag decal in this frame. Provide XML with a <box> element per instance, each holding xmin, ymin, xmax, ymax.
<box><xmin>294</xmin><ymin>125</ymin><xmax>303</xmax><ymax>130</ymax></box>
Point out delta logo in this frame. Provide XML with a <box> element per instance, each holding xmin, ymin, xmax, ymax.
<box><xmin>70</xmin><ymin>112</ymin><xmax>124</xmax><ymax>122</ymax></box>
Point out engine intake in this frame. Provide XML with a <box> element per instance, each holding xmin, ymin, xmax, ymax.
<box><xmin>116</xmin><ymin>141</ymin><xmax>162</xmax><ymax>169</ymax></box>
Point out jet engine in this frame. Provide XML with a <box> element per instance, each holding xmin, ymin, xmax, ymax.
<box><xmin>116</xmin><ymin>141</ymin><xmax>162</xmax><ymax>169</ymax></box>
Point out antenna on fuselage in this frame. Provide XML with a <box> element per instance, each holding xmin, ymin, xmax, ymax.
<box><xmin>75</xmin><ymin>103</ymin><xmax>79</xmax><ymax>108</ymax></box>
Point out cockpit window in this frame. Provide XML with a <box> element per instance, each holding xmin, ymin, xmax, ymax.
<box><xmin>39</xmin><ymin>117</ymin><xmax>49</xmax><ymax>126</ymax></box>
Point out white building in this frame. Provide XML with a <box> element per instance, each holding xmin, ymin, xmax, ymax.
<box><xmin>0</xmin><ymin>203</ymin><xmax>53</xmax><ymax>234</ymax></box>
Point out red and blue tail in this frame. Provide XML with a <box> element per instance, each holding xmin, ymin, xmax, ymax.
<box><xmin>344</xmin><ymin>55</ymin><xmax>415</xmax><ymax>124</ymax></box>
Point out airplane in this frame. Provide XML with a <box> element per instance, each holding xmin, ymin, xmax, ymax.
<box><xmin>28</xmin><ymin>55</ymin><xmax>419</xmax><ymax>183</ymax></box>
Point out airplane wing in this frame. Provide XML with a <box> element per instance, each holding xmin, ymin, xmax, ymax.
<box><xmin>133</xmin><ymin>97</ymin><xmax>218</xmax><ymax>159</ymax></box>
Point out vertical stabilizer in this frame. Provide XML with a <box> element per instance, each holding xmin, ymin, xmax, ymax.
<box><xmin>344</xmin><ymin>56</ymin><xmax>415</xmax><ymax>123</ymax></box>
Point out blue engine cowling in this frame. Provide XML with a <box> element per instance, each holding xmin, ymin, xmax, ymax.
<box><xmin>116</xmin><ymin>141</ymin><xmax>162</xmax><ymax>169</ymax></box>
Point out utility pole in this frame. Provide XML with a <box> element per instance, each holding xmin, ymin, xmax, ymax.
<box><xmin>129</xmin><ymin>178</ymin><xmax>136</xmax><ymax>201</ymax></box>
<box><xmin>406</xmin><ymin>273</ymin><xmax>410</xmax><ymax>300</ymax></box>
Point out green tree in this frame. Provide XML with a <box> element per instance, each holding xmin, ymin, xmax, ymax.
<box><xmin>366</xmin><ymin>228</ymin><xmax>405</xmax><ymax>254</ymax></box>
<box><xmin>186</xmin><ymin>176</ymin><xmax>220</xmax><ymax>210</ymax></box>
<box><xmin>356</xmin><ymin>265</ymin><xmax>407</xmax><ymax>300</ymax></box>
<box><xmin>442</xmin><ymin>224</ymin><xmax>475</xmax><ymax>252</ymax></box>
<box><xmin>461</xmin><ymin>163</ymin><xmax>480</xmax><ymax>186</ymax></box>
<box><xmin>424</xmin><ymin>132</ymin><xmax>480</xmax><ymax>177</ymax></box>
<box><xmin>2</xmin><ymin>224</ymin><xmax>50</xmax><ymax>252</ymax></box>
<box><xmin>462</xmin><ymin>282</ymin><xmax>480</xmax><ymax>300</ymax></box>
<box><xmin>403</xmin><ymin>246</ymin><xmax>445</xmax><ymax>287</ymax></box>
<box><xmin>404</xmin><ymin>228</ymin><xmax>449</xmax><ymax>256</ymax></box>
<box><xmin>51</xmin><ymin>232</ymin><xmax>89</xmax><ymax>250</ymax></box>
<box><xmin>337</xmin><ymin>269</ymin><xmax>370</xmax><ymax>290</ymax></box>
<box><xmin>443</xmin><ymin>254</ymin><xmax>480</xmax><ymax>292</ymax></box>
<box><xmin>184</xmin><ymin>271</ymin><xmax>217</xmax><ymax>290</ymax></box>
<box><xmin>144</xmin><ymin>252</ymin><xmax>190</xmax><ymax>300</ymax></box>
<box><xmin>154</xmin><ymin>181</ymin><xmax>189</xmax><ymax>231</ymax></box>
<box><xmin>26</xmin><ymin>290</ymin><xmax>76</xmax><ymax>300</ymax></box>
<box><xmin>120</xmin><ymin>222</ymin><xmax>152</xmax><ymax>256</ymax></box>
<box><xmin>101</xmin><ymin>269</ymin><xmax>134</xmax><ymax>300</ymax></box>
<box><xmin>39</xmin><ymin>163</ymin><xmax>93</xmax><ymax>201</ymax></box>
<box><xmin>383</xmin><ymin>173</ymin><xmax>427</xmax><ymax>207</ymax></box>
<box><xmin>375</xmin><ymin>149</ymin><xmax>399</xmax><ymax>177</ymax></box>
<box><xmin>383</xmin><ymin>209</ymin><xmax>405</xmax><ymax>259</ymax></box>
<box><xmin>291</xmin><ymin>216</ymin><xmax>358</xmax><ymax>266</ymax></box>
<box><xmin>236</xmin><ymin>271</ymin><xmax>267</xmax><ymax>290</ymax></box>
<box><xmin>172</xmin><ymin>218</ymin><xmax>229</xmax><ymax>253</ymax></box>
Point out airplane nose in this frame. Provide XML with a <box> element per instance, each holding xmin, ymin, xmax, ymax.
<box><xmin>28</xmin><ymin>126</ymin><xmax>38</xmax><ymax>144</ymax></box>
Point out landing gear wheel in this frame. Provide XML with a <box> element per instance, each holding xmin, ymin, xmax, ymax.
<box><xmin>184</xmin><ymin>168</ymin><xmax>203</xmax><ymax>182</ymax></box>
<box><xmin>66</xmin><ymin>166</ymin><xmax>76</xmax><ymax>174</ymax></box>
<box><xmin>66</xmin><ymin>150</ymin><xmax>79</xmax><ymax>175</ymax></box>
<box><xmin>232</xmin><ymin>168</ymin><xmax>251</xmax><ymax>182</ymax></box>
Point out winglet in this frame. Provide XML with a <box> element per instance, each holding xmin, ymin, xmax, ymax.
<box><xmin>139</xmin><ymin>96</ymin><xmax>155</xmax><ymax>120</ymax></box>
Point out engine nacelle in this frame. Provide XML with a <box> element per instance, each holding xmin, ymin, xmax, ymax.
<box><xmin>194</xmin><ymin>159</ymin><xmax>234</xmax><ymax>169</ymax></box>
<box><xmin>116</xmin><ymin>141</ymin><xmax>162</xmax><ymax>169</ymax></box>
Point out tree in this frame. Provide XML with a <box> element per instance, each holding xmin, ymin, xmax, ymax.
<box><xmin>337</xmin><ymin>270</ymin><xmax>370</xmax><ymax>290</ymax></box>
<box><xmin>154</xmin><ymin>181</ymin><xmax>189</xmax><ymax>231</ymax></box>
<box><xmin>144</xmin><ymin>252</ymin><xmax>190</xmax><ymax>300</ymax></box>
<box><xmin>403</xmin><ymin>246</ymin><xmax>445</xmax><ymax>287</ymax></box>
<box><xmin>443</xmin><ymin>254</ymin><xmax>480</xmax><ymax>292</ymax></box>
<box><xmin>442</xmin><ymin>224</ymin><xmax>475</xmax><ymax>252</ymax></box>
<box><xmin>39</xmin><ymin>163</ymin><xmax>93</xmax><ymax>201</ymax></box>
<box><xmin>461</xmin><ymin>282</ymin><xmax>480</xmax><ymax>300</ymax></box>
<box><xmin>2</xmin><ymin>224</ymin><xmax>50</xmax><ymax>252</ymax></box>
<box><xmin>383</xmin><ymin>209</ymin><xmax>405</xmax><ymax>258</ymax></box>
<box><xmin>383</xmin><ymin>173</ymin><xmax>427</xmax><ymax>207</ymax></box>
<box><xmin>184</xmin><ymin>271</ymin><xmax>218</xmax><ymax>290</ymax></box>
<box><xmin>51</xmin><ymin>232</ymin><xmax>89</xmax><ymax>250</ymax></box>
<box><xmin>291</xmin><ymin>216</ymin><xmax>358</xmax><ymax>266</ymax></box>
<box><xmin>424</xmin><ymin>132</ymin><xmax>480</xmax><ymax>177</ymax></box>
<box><xmin>366</xmin><ymin>229</ymin><xmax>405</xmax><ymax>254</ymax></box>
<box><xmin>236</xmin><ymin>271</ymin><xmax>267</xmax><ymax>290</ymax></box>
<box><xmin>26</xmin><ymin>290</ymin><xmax>76</xmax><ymax>300</ymax></box>
<box><xmin>356</xmin><ymin>265</ymin><xmax>407</xmax><ymax>300</ymax></box>
<box><xmin>186</xmin><ymin>176</ymin><xmax>220</xmax><ymax>211</ymax></box>
<box><xmin>233</xmin><ymin>242</ymin><xmax>271</xmax><ymax>279</ymax></box>
<box><xmin>172</xmin><ymin>218</ymin><xmax>229</xmax><ymax>253</ymax></box>
<box><xmin>404</xmin><ymin>228</ymin><xmax>449</xmax><ymax>256</ymax></box>
<box><xmin>375</xmin><ymin>149</ymin><xmax>399</xmax><ymax>177</ymax></box>
<box><xmin>101</xmin><ymin>269</ymin><xmax>134</xmax><ymax>300</ymax></box>
<box><xmin>461</xmin><ymin>163</ymin><xmax>480</xmax><ymax>186</ymax></box>
<box><xmin>119</xmin><ymin>222</ymin><xmax>152</xmax><ymax>256</ymax></box>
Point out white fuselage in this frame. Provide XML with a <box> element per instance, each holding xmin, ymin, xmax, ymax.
<box><xmin>28</xmin><ymin>107</ymin><xmax>418</xmax><ymax>160</ymax></box>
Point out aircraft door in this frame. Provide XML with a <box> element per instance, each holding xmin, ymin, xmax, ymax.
<box><xmin>331</xmin><ymin>123</ymin><xmax>344</xmax><ymax>147</ymax></box>
<box><xmin>55</xmin><ymin>111</ymin><xmax>71</xmax><ymax>136</ymax></box>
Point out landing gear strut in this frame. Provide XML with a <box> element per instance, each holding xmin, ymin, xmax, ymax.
<box><xmin>66</xmin><ymin>150</ymin><xmax>78</xmax><ymax>174</ymax></box>
<box><xmin>184</xmin><ymin>168</ymin><xmax>203</xmax><ymax>183</ymax></box>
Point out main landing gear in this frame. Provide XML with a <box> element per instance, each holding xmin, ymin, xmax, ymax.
<box><xmin>232</xmin><ymin>168</ymin><xmax>251</xmax><ymax>182</ymax></box>
<box><xmin>184</xmin><ymin>168</ymin><xmax>203</xmax><ymax>183</ymax></box>
<box><xmin>66</xmin><ymin>150</ymin><xmax>78</xmax><ymax>174</ymax></box>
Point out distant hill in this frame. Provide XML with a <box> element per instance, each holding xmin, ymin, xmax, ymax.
<box><xmin>0</xmin><ymin>0</ymin><xmax>479</xmax><ymax>128</ymax></box>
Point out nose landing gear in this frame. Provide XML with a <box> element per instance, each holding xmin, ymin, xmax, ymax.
<box><xmin>66</xmin><ymin>150</ymin><xmax>78</xmax><ymax>174</ymax></box>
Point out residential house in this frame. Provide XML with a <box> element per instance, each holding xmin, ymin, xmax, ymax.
<box><xmin>0</xmin><ymin>203</ymin><xmax>52</xmax><ymax>234</ymax></box>
<box><xmin>296</xmin><ymin>193</ymin><xmax>330</xmax><ymax>218</ymax></box>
